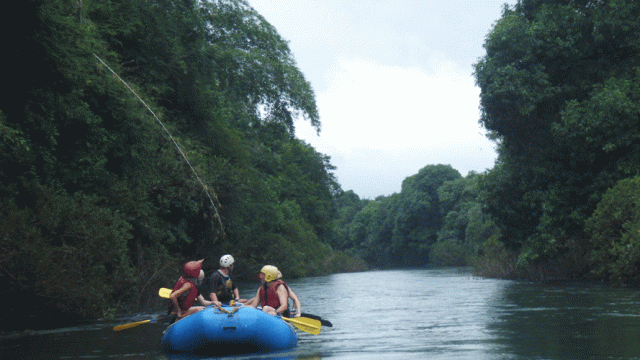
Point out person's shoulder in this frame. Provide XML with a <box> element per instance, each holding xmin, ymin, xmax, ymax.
<box><xmin>212</xmin><ymin>270</ymin><xmax>226</xmax><ymax>282</ymax></box>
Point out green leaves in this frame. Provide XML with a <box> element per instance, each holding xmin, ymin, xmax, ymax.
<box><xmin>0</xmin><ymin>0</ymin><xmax>342</xmax><ymax>328</ymax></box>
<box><xmin>0</xmin><ymin>186</ymin><xmax>136</xmax><ymax>327</ymax></box>
<box><xmin>556</xmin><ymin>70</ymin><xmax>640</xmax><ymax>157</ymax></box>
<box><xmin>586</xmin><ymin>176</ymin><xmax>640</xmax><ymax>285</ymax></box>
<box><xmin>474</xmin><ymin>0</ymin><xmax>640</xmax><ymax>274</ymax></box>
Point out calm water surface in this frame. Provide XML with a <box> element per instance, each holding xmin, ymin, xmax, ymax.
<box><xmin>3</xmin><ymin>268</ymin><xmax>640</xmax><ymax>359</ymax></box>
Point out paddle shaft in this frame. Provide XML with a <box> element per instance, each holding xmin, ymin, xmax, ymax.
<box><xmin>112</xmin><ymin>314</ymin><xmax>174</xmax><ymax>331</ymax></box>
<box><xmin>113</xmin><ymin>319</ymin><xmax>151</xmax><ymax>331</ymax></box>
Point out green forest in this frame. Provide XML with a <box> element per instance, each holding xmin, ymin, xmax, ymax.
<box><xmin>1</xmin><ymin>0</ymin><xmax>640</xmax><ymax>330</ymax></box>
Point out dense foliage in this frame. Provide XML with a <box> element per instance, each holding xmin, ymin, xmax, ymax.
<box><xmin>0</xmin><ymin>0</ymin><xmax>349</xmax><ymax>329</ymax></box>
<box><xmin>586</xmin><ymin>176</ymin><xmax>640</xmax><ymax>285</ymax></box>
<box><xmin>474</xmin><ymin>0</ymin><xmax>640</xmax><ymax>281</ymax></box>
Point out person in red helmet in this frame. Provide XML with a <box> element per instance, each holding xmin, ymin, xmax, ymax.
<box><xmin>168</xmin><ymin>259</ymin><xmax>206</xmax><ymax>318</ymax></box>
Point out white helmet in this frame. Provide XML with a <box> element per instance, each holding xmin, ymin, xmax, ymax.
<box><xmin>220</xmin><ymin>254</ymin><xmax>234</xmax><ymax>268</ymax></box>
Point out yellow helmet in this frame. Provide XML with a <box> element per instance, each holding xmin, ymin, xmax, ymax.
<box><xmin>260</xmin><ymin>265</ymin><xmax>279</xmax><ymax>282</ymax></box>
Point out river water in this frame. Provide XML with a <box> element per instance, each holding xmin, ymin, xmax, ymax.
<box><xmin>2</xmin><ymin>268</ymin><xmax>640</xmax><ymax>359</ymax></box>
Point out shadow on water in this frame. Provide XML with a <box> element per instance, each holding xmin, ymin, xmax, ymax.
<box><xmin>0</xmin><ymin>316</ymin><xmax>167</xmax><ymax>359</ymax></box>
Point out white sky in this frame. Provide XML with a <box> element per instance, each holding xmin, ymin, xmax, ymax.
<box><xmin>247</xmin><ymin>0</ymin><xmax>515</xmax><ymax>199</ymax></box>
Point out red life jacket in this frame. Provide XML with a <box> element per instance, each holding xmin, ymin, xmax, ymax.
<box><xmin>168</xmin><ymin>276</ymin><xmax>198</xmax><ymax>312</ymax></box>
<box><xmin>259</xmin><ymin>280</ymin><xmax>286</xmax><ymax>309</ymax></box>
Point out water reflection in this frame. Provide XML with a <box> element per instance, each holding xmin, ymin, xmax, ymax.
<box><xmin>287</xmin><ymin>268</ymin><xmax>507</xmax><ymax>359</ymax></box>
<box><xmin>487</xmin><ymin>281</ymin><xmax>640</xmax><ymax>359</ymax></box>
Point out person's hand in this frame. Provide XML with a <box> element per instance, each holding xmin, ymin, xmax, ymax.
<box><xmin>213</xmin><ymin>301</ymin><xmax>222</xmax><ymax>308</ymax></box>
<box><xmin>294</xmin><ymin>312</ymin><xmax>301</xmax><ymax>318</ymax></box>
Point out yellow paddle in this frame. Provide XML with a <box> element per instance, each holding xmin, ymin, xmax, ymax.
<box><xmin>113</xmin><ymin>319</ymin><xmax>152</xmax><ymax>331</ymax></box>
<box><xmin>280</xmin><ymin>316</ymin><xmax>321</xmax><ymax>335</ymax></box>
<box><xmin>113</xmin><ymin>289</ymin><xmax>178</xmax><ymax>331</ymax></box>
<box><xmin>112</xmin><ymin>313</ymin><xmax>174</xmax><ymax>332</ymax></box>
<box><xmin>159</xmin><ymin>287</ymin><xmax>172</xmax><ymax>299</ymax></box>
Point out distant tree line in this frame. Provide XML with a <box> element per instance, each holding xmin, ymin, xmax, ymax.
<box><xmin>330</xmin><ymin>165</ymin><xmax>499</xmax><ymax>270</ymax></box>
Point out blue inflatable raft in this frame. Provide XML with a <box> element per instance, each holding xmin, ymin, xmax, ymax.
<box><xmin>161</xmin><ymin>305</ymin><xmax>298</xmax><ymax>356</ymax></box>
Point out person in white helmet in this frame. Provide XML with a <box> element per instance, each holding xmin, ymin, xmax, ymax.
<box><xmin>207</xmin><ymin>254</ymin><xmax>244</xmax><ymax>307</ymax></box>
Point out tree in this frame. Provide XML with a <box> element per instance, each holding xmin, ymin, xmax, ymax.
<box><xmin>391</xmin><ymin>165</ymin><xmax>461</xmax><ymax>266</ymax></box>
<box><xmin>331</xmin><ymin>191</ymin><xmax>368</xmax><ymax>250</ymax></box>
<box><xmin>0</xmin><ymin>0</ymin><xmax>340</xmax><ymax>328</ymax></box>
<box><xmin>348</xmin><ymin>195</ymin><xmax>397</xmax><ymax>268</ymax></box>
<box><xmin>474</xmin><ymin>0</ymin><xmax>640</xmax><ymax>268</ymax></box>
<box><xmin>586</xmin><ymin>176</ymin><xmax>640</xmax><ymax>285</ymax></box>
<box><xmin>430</xmin><ymin>172</ymin><xmax>500</xmax><ymax>266</ymax></box>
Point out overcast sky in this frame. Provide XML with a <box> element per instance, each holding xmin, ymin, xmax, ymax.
<box><xmin>247</xmin><ymin>0</ymin><xmax>515</xmax><ymax>199</ymax></box>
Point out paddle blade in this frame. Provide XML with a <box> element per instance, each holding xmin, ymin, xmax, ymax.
<box><xmin>281</xmin><ymin>316</ymin><xmax>321</xmax><ymax>335</ymax></box>
<box><xmin>158</xmin><ymin>288</ymin><xmax>172</xmax><ymax>299</ymax></box>
<box><xmin>113</xmin><ymin>319</ymin><xmax>151</xmax><ymax>331</ymax></box>
<box><xmin>300</xmin><ymin>313</ymin><xmax>333</xmax><ymax>327</ymax></box>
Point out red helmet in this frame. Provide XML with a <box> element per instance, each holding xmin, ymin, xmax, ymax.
<box><xmin>183</xmin><ymin>259</ymin><xmax>203</xmax><ymax>278</ymax></box>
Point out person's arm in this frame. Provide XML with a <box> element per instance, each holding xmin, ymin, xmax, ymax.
<box><xmin>209</xmin><ymin>291</ymin><xmax>222</xmax><ymax>307</ymax></box>
<box><xmin>246</xmin><ymin>289</ymin><xmax>260</xmax><ymax>308</ymax></box>
<box><xmin>275</xmin><ymin>285</ymin><xmax>288</xmax><ymax>316</ymax></box>
<box><xmin>197</xmin><ymin>294</ymin><xmax>213</xmax><ymax>306</ymax></box>
<box><xmin>169</xmin><ymin>282</ymin><xmax>191</xmax><ymax>318</ymax></box>
<box><xmin>288</xmin><ymin>288</ymin><xmax>301</xmax><ymax>317</ymax></box>
<box><xmin>208</xmin><ymin>273</ymin><xmax>222</xmax><ymax>307</ymax></box>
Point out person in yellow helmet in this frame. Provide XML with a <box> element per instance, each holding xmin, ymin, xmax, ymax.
<box><xmin>247</xmin><ymin>265</ymin><xmax>288</xmax><ymax>316</ymax></box>
<box><xmin>277</xmin><ymin>271</ymin><xmax>302</xmax><ymax>318</ymax></box>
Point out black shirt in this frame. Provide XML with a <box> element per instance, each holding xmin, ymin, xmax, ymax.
<box><xmin>208</xmin><ymin>270</ymin><xmax>237</xmax><ymax>303</ymax></box>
